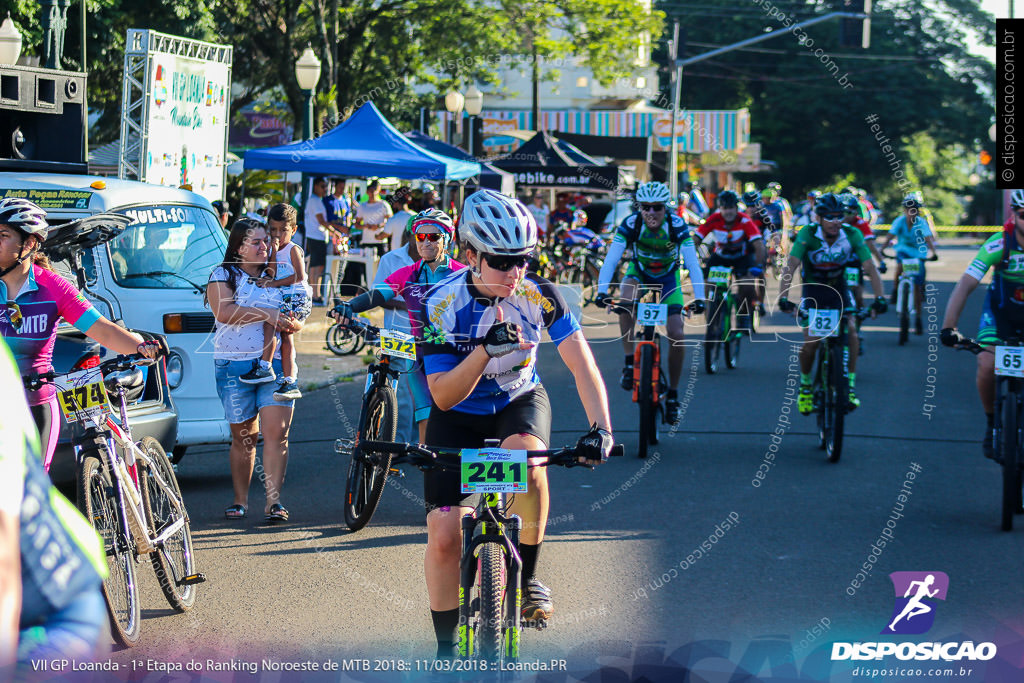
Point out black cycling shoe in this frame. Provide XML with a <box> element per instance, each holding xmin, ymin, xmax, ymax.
<box><xmin>521</xmin><ymin>578</ymin><xmax>553</xmax><ymax>629</ymax></box>
<box><xmin>620</xmin><ymin>366</ymin><xmax>634</xmax><ymax>391</ymax></box>
<box><xmin>983</xmin><ymin>426</ymin><xmax>995</xmax><ymax>460</ymax></box>
<box><xmin>915</xmin><ymin>317</ymin><xmax>923</xmax><ymax>335</ymax></box>
<box><xmin>758</xmin><ymin>302</ymin><xmax>767</xmax><ymax>317</ymax></box>
<box><xmin>666</xmin><ymin>399</ymin><xmax>682</xmax><ymax>424</ymax></box>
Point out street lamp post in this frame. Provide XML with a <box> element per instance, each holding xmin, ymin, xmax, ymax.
<box><xmin>464</xmin><ymin>85</ymin><xmax>483</xmax><ymax>158</ymax></box>
<box><xmin>444</xmin><ymin>90</ymin><xmax>464</xmax><ymax>147</ymax></box>
<box><xmin>295</xmin><ymin>46</ymin><xmax>322</xmax><ymax>141</ymax></box>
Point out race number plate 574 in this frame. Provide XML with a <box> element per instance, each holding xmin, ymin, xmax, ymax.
<box><xmin>995</xmin><ymin>346</ymin><xmax>1024</xmax><ymax>378</ymax></box>
<box><xmin>56</xmin><ymin>369</ymin><xmax>109</xmax><ymax>423</ymax></box>
<box><xmin>379</xmin><ymin>329</ymin><xmax>416</xmax><ymax>360</ymax></box>
<box><xmin>637</xmin><ymin>302</ymin><xmax>668</xmax><ymax>326</ymax></box>
<box><xmin>461</xmin><ymin>448</ymin><xmax>528</xmax><ymax>494</ymax></box>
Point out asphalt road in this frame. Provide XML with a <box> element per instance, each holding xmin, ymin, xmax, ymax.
<box><xmin>97</xmin><ymin>244</ymin><xmax>1024</xmax><ymax>682</ymax></box>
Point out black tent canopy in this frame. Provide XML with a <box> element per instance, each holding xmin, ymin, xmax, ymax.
<box><xmin>490</xmin><ymin>132</ymin><xmax>619</xmax><ymax>192</ymax></box>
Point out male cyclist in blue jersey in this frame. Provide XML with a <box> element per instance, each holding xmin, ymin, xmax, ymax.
<box><xmin>418</xmin><ymin>189</ymin><xmax>613</xmax><ymax>658</ymax></box>
<box><xmin>880</xmin><ymin>191</ymin><xmax>938</xmax><ymax>335</ymax></box>
<box><xmin>594</xmin><ymin>181</ymin><xmax>706</xmax><ymax>425</ymax></box>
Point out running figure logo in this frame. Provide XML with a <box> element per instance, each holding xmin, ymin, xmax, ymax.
<box><xmin>882</xmin><ymin>571</ymin><xmax>949</xmax><ymax>635</ymax></box>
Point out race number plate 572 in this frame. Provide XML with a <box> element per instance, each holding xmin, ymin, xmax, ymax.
<box><xmin>461</xmin><ymin>448</ymin><xmax>528</xmax><ymax>494</ymax></box>
<box><xmin>637</xmin><ymin>302</ymin><xmax>668</xmax><ymax>326</ymax></box>
<box><xmin>379</xmin><ymin>329</ymin><xmax>416</xmax><ymax>360</ymax></box>
<box><xmin>995</xmin><ymin>346</ymin><xmax>1024</xmax><ymax>378</ymax></box>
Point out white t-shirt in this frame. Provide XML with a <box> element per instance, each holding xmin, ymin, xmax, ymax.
<box><xmin>209</xmin><ymin>266</ymin><xmax>282</xmax><ymax>361</ymax></box>
<box><xmin>386</xmin><ymin>210</ymin><xmax>415</xmax><ymax>251</ymax></box>
<box><xmin>304</xmin><ymin>194</ymin><xmax>329</xmax><ymax>243</ymax></box>
<box><xmin>274</xmin><ymin>242</ymin><xmax>313</xmax><ymax>299</ymax></box>
<box><xmin>356</xmin><ymin>201</ymin><xmax>393</xmax><ymax>245</ymax></box>
<box><xmin>527</xmin><ymin>203</ymin><xmax>548</xmax><ymax>229</ymax></box>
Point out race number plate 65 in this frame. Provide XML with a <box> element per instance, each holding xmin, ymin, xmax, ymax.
<box><xmin>461</xmin><ymin>448</ymin><xmax>528</xmax><ymax>494</ymax></box>
<box><xmin>707</xmin><ymin>266</ymin><xmax>732</xmax><ymax>285</ymax></box>
<box><xmin>637</xmin><ymin>302</ymin><xmax>668</xmax><ymax>326</ymax></box>
<box><xmin>808</xmin><ymin>308</ymin><xmax>841</xmax><ymax>338</ymax></box>
<box><xmin>56</xmin><ymin>369</ymin><xmax>109</xmax><ymax>423</ymax></box>
<box><xmin>845</xmin><ymin>267</ymin><xmax>860</xmax><ymax>287</ymax></box>
<box><xmin>902</xmin><ymin>258</ymin><xmax>922</xmax><ymax>275</ymax></box>
<box><xmin>995</xmin><ymin>346</ymin><xmax>1024</xmax><ymax>378</ymax></box>
<box><xmin>379</xmin><ymin>329</ymin><xmax>416</xmax><ymax>360</ymax></box>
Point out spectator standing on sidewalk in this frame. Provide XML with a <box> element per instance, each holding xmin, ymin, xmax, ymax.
<box><xmin>304</xmin><ymin>177</ymin><xmax>333</xmax><ymax>305</ymax></box>
<box><xmin>355</xmin><ymin>180</ymin><xmax>393</xmax><ymax>258</ymax></box>
<box><xmin>386</xmin><ymin>187</ymin><xmax>416</xmax><ymax>251</ymax></box>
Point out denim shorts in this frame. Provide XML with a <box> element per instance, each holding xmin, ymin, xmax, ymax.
<box><xmin>215</xmin><ymin>357</ymin><xmax>294</xmax><ymax>424</ymax></box>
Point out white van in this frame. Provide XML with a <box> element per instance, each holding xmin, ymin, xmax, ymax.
<box><xmin>0</xmin><ymin>173</ymin><xmax>231</xmax><ymax>459</ymax></box>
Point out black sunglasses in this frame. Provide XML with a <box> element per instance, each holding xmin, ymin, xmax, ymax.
<box><xmin>640</xmin><ymin>203</ymin><xmax>665</xmax><ymax>212</ymax></box>
<box><xmin>484</xmin><ymin>253</ymin><xmax>532</xmax><ymax>272</ymax></box>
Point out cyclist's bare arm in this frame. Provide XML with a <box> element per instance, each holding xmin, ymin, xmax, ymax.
<box><xmin>752</xmin><ymin>239</ymin><xmax>766</xmax><ymax>265</ymax></box>
<box><xmin>426</xmin><ymin>346</ymin><xmax>494</xmax><ymax>411</ymax></box>
<box><xmin>0</xmin><ymin>509</ymin><xmax>19</xmax><ymax>669</ymax></box>
<box><xmin>942</xmin><ymin>273</ymin><xmax>982</xmax><ymax>329</ymax></box>
<box><xmin>84</xmin><ymin>317</ymin><xmax>148</xmax><ymax>356</ymax></box>
<box><xmin>779</xmin><ymin>255</ymin><xmax>802</xmax><ymax>300</ymax></box>
<box><xmin>862</xmin><ymin>259</ymin><xmax>886</xmax><ymax>299</ymax></box>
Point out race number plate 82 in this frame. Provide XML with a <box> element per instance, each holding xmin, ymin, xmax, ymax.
<box><xmin>379</xmin><ymin>329</ymin><xmax>416</xmax><ymax>360</ymax></box>
<box><xmin>461</xmin><ymin>448</ymin><xmax>528</xmax><ymax>494</ymax></box>
<box><xmin>995</xmin><ymin>346</ymin><xmax>1024</xmax><ymax>378</ymax></box>
<box><xmin>56</xmin><ymin>369</ymin><xmax>110</xmax><ymax>423</ymax></box>
<box><xmin>637</xmin><ymin>302</ymin><xmax>668</xmax><ymax>326</ymax></box>
<box><xmin>808</xmin><ymin>308</ymin><xmax>841</xmax><ymax>338</ymax></box>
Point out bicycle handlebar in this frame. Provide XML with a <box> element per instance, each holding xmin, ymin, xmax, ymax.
<box><xmin>22</xmin><ymin>352</ymin><xmax>158</xmax><ymax>391</ymax></box>
<box><xmin>358</xmin><ymin>440</ymin><xmax>624</xmax><ymax>470</ymax></box>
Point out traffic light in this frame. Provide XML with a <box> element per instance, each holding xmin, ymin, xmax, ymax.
<box><xmin>837</xmin><ymin>0</ymin><xmax>871</xmax><ymax>49</ymax></box>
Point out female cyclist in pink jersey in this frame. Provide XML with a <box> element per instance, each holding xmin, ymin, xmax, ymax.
<box><xmin>0</xmin><ymin>198</ymin><xmax>163</xmax><ymax>471</ymax></box>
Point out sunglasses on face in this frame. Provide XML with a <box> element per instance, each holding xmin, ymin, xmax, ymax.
<box><xmin>6</xmin><ymin>301</ymin><xmax>22</xmax><ymax>330</ymax></box>
<box><xmin>415</xmin><ymin>232</ymin><xmax>443</xmax><ymax>243</ymax></box>
<box><xmin>640</xmin><ymin>204</ymin><xmax>665</xmax><ymax>212</ymax></box>
<box><xmin>821</xmin><ymin>214</ymin><xmax>844</xmax><ymax>222</ymax></box>
<box><xmin>484</xmin><ymin>253</ymin><xmax>532</xmax><ymax>272</ymax></box>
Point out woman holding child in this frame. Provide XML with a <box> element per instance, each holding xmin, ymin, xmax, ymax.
<box><xmin>206</xmin><ymin>212</ymin><xmax>307</xmax><ymax>523</ymax></box>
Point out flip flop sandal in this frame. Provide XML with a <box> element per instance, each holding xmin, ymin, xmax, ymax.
<box><xmin>224</xmin><ymin>504</ymin><xmax>247</xmax><ymax>520</ymax></box>
<box><xmin>265</xmin><ymin>503</ymin><xmax>289</xmax><ymax>523</ymax></box>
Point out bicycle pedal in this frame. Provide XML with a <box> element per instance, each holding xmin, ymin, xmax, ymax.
<box><xmin>335</xmin><ymin>438</ymin><xmax>354</xmax><ymax>454</ymax></box>
<box><xmin>178</xmin><ymin>573</ymin><xmax>207</xmax><ymax>586</ymax></box>
<box><xmin>388</xmin><ymin>467</ymin><xmax>405</xmax><ymax>478</ymax></box>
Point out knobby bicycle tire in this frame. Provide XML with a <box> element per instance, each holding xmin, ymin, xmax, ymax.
<box><xmin>326</xmin><ymin>323</ymin><xmax>364</xmax><ymax>356</ymax></box>
<box><xmin>725</xmin><ymin>297</ymin><xmax>741</xmax><ymax>370</ymax></box>
<box><xmin>478</xmin><ymin>542</ymin><xmax>506</xmax><ymax>661</ymax></box>
<box><xmin>78</xmin><ymin>453</ymin><xmax>142</xmax><ymax>647</ymax></box>
<box><xmin>704</xmin><ymin>292</ymin><xmax>723</xmax><ymax>375</ymax></box>
<box><xmin>638</xmin><ymin>345</ymin><xmax>655</xmax><ymax>459</ymax></box>
<box><xmin>139</xmin><ymin>436</ymin><xmax>198</xmax><ymax>611</ymax></box>
<box><xmin>344</xmin><ymin>385</ymin><xmax>398</xmax><ymax>531</ymax></box>
<box><xmin>826</xmin><ymin>342</ymin><xmax>847</xmax><ymax>463</ymax></box>
<box><xmin>898</xmin><ymin>281</ymin><xmax>910</xmax><ymax>346</ymax></box>
<box><xmin>1001</xmin><ymin>390</ymin><xmax>1020</xmax><ymax>531</ymax></box>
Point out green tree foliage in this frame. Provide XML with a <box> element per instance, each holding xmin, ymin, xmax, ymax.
<box><xmin>655</xmin><ymin>0</ymin><xmax>994</xmax><ymax>222</ymax></box>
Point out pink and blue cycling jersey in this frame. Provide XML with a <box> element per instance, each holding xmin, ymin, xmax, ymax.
<box><xmin>0</xmin><ymin>265</ymin><xmax>100</xmax><ymax>406</ymax></box>
<box><xmin>381</xmin><ymin>257</ymin><xmax>466</xmax><ymax>338</ymax></box>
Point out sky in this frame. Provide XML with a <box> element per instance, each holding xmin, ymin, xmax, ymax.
<box><xmin>972</xmin><ymin>0</ymin><xmax>1000</xmax><ymax>62</ymax></box>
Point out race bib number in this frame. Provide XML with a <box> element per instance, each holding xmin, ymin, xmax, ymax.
<box><xmin>379</xmin><ymin>329</ymin><xmax>416</xmax><ymax>360</ymax></box>
<box><xmin>56</xmin><ymin>369</ymin><xmax>109</xmax><ymax>423</ymax></box>
<box><xmin>845</xmin><ymin>267</ymin><xmax>860</xmax><ymax>287</ymax></box>
<box><xmin>995</xmin><ymin>346</ymin><xmax>1024</xmax><ymax>378</ymax></box>
<box><xmin>637</xmin><ymin>302</ymin><xmax>668</xmax><ymax>326</ymax></box>
<box><xmin>707</xmin><ymin>266</ymin><xmax>732</xmax><ymax>285</ymax></box>
<box><xmin>808</xmin><ymin>308</ymin><xmax>841</xmax><ymax>338</ymax></box>
<box><xmin>902</xmin><ymin>258</ymin><xmax>922</xmax><ymax>275</ymax></box>
<box><xmin>461</xmin><ymin>448</ymin><xmax>528</xmax><ymax>494</ymax></box>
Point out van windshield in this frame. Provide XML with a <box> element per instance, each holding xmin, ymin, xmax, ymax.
<box><xmin>109</xmin><ymin>205</ymin><xmax>227</xmax><ymax>290</ymax></box>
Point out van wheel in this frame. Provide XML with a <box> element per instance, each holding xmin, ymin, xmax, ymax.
<box><xmin>171</xmin><ymin>445</ymin><xmax>187</xmax><ymax>464</ymax></box>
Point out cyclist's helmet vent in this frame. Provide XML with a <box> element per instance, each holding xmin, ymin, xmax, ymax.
<box><xmin>0</xmin><ymin>197</ymin><xmax>49</xmax><ymax>239</ymax></box>
<box><xmin>635</xmin><ymin>182</ymin><xmax>672</xmax><ymax>205</ymax></box>
<box><xmin>459</xmin><ymin>189</ymin><xmax>537</xmax><ymax>256</ymax></box>
<box><xmin>814</xmin><ymin>193</ymin><xmax>843</xmax><ymax>215</ymax></box>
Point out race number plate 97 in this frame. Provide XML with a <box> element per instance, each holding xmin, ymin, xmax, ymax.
<box><xmin>379</xmin><ymin>329</ymin><xmax>416</xmax><ymax>360</ymax></box>
<box><xmin>637</xmin><ymin>302</ymin><xmax>668</xmax><ymax>326</ymax></box>
<box><xmin>56</xmin><ymin>369</ymin><xmax>109</xmax><ymax>423</ymax></box>
<box><xmin>461</xmin><ymin>448</ymin><xmax>528</xmax><ymax>494</ymax></box>
<box><xmin>808</xmin><ymin>308</ymin><xmax>841</xmax><ymax>338</ymax></box>
<box><xmin>995</xmin><ymin>347</ymin><xmax>1024</xmax><ymax>378</ymax></box>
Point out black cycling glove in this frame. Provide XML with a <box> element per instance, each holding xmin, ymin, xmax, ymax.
<box><xmin>576</xmin><ymin>424</ymin><xmax>613</xmax><ymax>463</ymax></box>
<box><xmin>871</xmin><ymin>296</ymin><xmax>888</xmax><ymax>315</ymax></box>
<box><xmin>940</xmin><ymin>327</ymin><xmax>964</xmax><ymax>348</ymax></box>
<box><xmin>688</xmin><ymin>300</ymin><xmax>706</xmax><ymax>315</ymax></box>
<box><xmin>483</xmin><ymin>321</ymin><xmax>522</xmax><ymax>358</ymax></box>
<box><xmin>778</xmin><ymin>297</ymin><xmax>796</xmax><ymax>313</ymax></box>
<box><xmin>594</xmin><ymin>292</ymin><xmax>613</xmax><ymax>309</ymax></box>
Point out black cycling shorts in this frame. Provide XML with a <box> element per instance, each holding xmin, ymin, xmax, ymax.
<box><xmin>706</xmin><ymin>252</ymin><xmax>753</xmax><ymax>278</ymax></box>
<box><xmin>307</xmin><ymin>238</ymin><xmax>327</xmax><ymax>268</ymax></box>
<box><xmin>422</xmin><ymin>386</ymin><xmax>552</xmax><ymax>514</ymax></box>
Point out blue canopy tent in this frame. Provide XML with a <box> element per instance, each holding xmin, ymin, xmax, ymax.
<box><xmin>405</xmin><ymin>131</ymin><xmax>514</xmax><ymax>195</ymax></box>
<box><xmin>244</xmin><ymin>102</ymin><xmax>480</xmax><ymax>180</ymax></box>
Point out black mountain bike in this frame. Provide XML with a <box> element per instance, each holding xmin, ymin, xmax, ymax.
<box><xmin>805</xmin><ymin>306</ymin><xmax>871</xmax><ymax>463</ymax></box>
<box><xmin>356</xmin><ymin>438</ymin><xmax>622</xmax><ymax>662</ymax></box>
<box><xmin>332</xmin><ymin>316</ymin><xmax>411</xmax><ymax>531</ymax></box>
<box><xmin>954</xmin><ymin>336</ymin><xmax>1024</xmax><ymax>531</ymax></box>
<box><xmin>703</xmin><ymin>264</ymin><xmax>745</xmax><ymax>374</ymax></box>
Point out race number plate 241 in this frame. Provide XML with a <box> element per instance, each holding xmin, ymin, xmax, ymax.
<box><xmin>461</xmin><ymin>448</ymin><xmax>528</xmax><ymax>494</ymax></box>
<box><xmin>637</xmin><ymin>302</ymin><xmax>668</xmax><ymax>326</ymax></box>
<box><xmin>995</xmin><ymin>346</ymin><xmax>1024</xmax><ymax>378</ymax></box>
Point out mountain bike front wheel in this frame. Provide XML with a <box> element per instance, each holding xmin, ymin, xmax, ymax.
<box><xmin>344</xmin><ymin>386</ymin><xmax>398</xmax><ymax>531</ymax></box>
<box><xmin>637</xmin><ymin>345</ymin><xmax>655</xmax><ymax>459</ymax></box>
<box><xmin>1001</xmin><ymin>390</ymin><xmax>1022</xmax><ymax>531</ymax></box>
<box><xmin>477</xmin><ymin>542</ymin><xmax>507</xmax><ymax>661</ymax></box>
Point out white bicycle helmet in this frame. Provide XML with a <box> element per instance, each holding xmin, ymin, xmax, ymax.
<box><xmin>458</xmin><ymin>189</ymin><xmax>537</xmax><ymax>256</ymax></box>
<box><xmin>635</xmin><ymin>181</ymin><xmax>672</xmax><ymax>205</ymax></box>
<box><xmin>0</xmin><ymin>197</ymin><xmax>49</xmax><ymax>239</ymax></box>
<box><xmin>1011</xmin><ymin>189</ymin><xmax>1024</xmax><ymax>209</ymax></box>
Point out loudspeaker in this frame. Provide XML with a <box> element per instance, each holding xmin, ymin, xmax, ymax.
<box><xmin>0</xmin><ymin>65</ymin><xmax>87</xmax><ymax>172</ymax></box>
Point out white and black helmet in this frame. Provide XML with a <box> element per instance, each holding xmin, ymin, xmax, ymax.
<box><xmin>635</xmin><ymin>181</ymin><xmax>672</xmax><ymax>205</ymax></box>
<box><xmin>459</xmin><ymin>189</ymin><xmax>537</xmax><ymax>256</ymax></box>
<box><xmin>0</xmin><ymin>197</ymin><xmax>49</xmax><ymax>239</ymax></box>
<box><xmin>1011</xmin><ymin>189</ymin><xmax>1024</xmax><ymax>209</ymax></box>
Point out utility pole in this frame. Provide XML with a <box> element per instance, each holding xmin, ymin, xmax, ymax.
<box><xmin>668</xmin><ymin>21</ymin><xmax>681</xmax><ymax>198</ymax></box>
